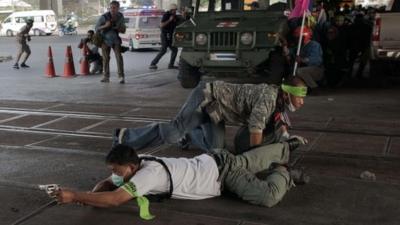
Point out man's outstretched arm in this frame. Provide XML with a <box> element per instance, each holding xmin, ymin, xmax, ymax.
<box><xmin>55</xmin><ymin>187</ymin><xmax>133</xmax><ymax>208</ymax></box>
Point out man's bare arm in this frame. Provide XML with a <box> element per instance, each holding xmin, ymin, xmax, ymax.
<box><xmin>56</xmin><ymin>188</ymin><xmax>133</xmax><ymax>208</ymax></box>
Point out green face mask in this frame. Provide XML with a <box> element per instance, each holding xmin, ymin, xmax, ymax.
<box><xmin>111</xmin><ymin>173</ymin><xmax>124</xmax><ymax>187</ymax></box>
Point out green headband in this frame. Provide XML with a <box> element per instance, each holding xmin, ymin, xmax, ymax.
<box><xmin>281</xmin><ymin>84</ymin><xmax>307</xmax><ymax>97</ymax></box>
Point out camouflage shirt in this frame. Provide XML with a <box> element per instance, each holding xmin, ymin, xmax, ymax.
<box><xmin>204</xmin><ymin>81</ymin><xmax>279</xmax><ymax>134</ymax></box>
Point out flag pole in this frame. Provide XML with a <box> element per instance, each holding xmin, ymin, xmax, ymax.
<box><xmin>292</xmin><ymin>10</ymin><xmax>307</xmax><ymax>76</ymax></box>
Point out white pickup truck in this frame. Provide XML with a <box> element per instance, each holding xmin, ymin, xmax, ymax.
<box><xmin>370</xmin><ymin>0</ymin><xmax>400</xmax><ymax>79</ymax></box>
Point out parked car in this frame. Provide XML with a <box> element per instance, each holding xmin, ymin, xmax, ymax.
<box><xmin>0</xmin><ymin>10</ymin><xmax>57</xmax><ymax>36</ymax></box>
<box><xmin>370</xmin><ymin>0</ymin><xmax>400</xmax><ymax>80</ymax></box>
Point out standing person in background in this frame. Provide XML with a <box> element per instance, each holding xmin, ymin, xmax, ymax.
<box><xmin>95</xmin><ymin>1</ymin><xmax>126</xmax><ymax>84</ymax></box>
<box><xmin>149</xmin><ymin>4</ymin><xmax>179</xmax><ymax>70</ymax></box>
<box><xmin>13</xmin><ymin>19</ymin><xmax>33</xmax><ymax>69</ymax></box>
<box><xmin>348</xmin><ymin>13</ymin><xmax>372</xmax><ymax>80</ymax></box>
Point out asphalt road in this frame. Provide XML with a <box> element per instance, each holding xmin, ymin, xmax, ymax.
<box><xmin>0</xmin><ymin>35</ymin><xmax>189</xmax><ymax>105</ymax></box>
<box><xmin>0</xmin><ymin>35</ymin><xmax>174</xmax><ymax>74</ymax></box>
<box><xmin>0</xmin><ymin>35</ymin><xmax>399</xmax><ymax>225</ymax></box>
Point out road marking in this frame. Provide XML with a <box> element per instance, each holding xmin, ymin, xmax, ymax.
<box><xmin>0</xmin><ymin>125</ymin><xmax>111</xmax><ymax>139</ymax></box>
<box><xmin>25</xmin><ymin>135</ymin><xmax>61</xmax><ymax>147</ymax></box>
<box><xmin>78</xmin><ymin>119</ymin><xmax>110</xmax><ymax>132</ymax></box>
<box><xmin>0</xmin><ymin>114</ymin><xmax>27</xmax><ymax>123</ymax></box>
<box><xmin>31</xmin><ymin>116</ymin><xmax>67</xmax><ymax>128</ymax></box>
<box><xmin>39</xmin><ymin>103</ymin><xmax>65</xmax><ymax>111</ymax></box>
<box><xmin>130</xmin><ymin>69</ymin><xmax>169</xmax><ymax>79</ymax></box>
<box><xmin>383</xmin><ymin>136</ymin><xmax>392</xmax><ymax>156</ymax></box>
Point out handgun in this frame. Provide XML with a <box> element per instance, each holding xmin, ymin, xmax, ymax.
<box><xmin>38</xmin><ymin>184</ymin><xmax>60</xmax><ymax>197</ymax></box>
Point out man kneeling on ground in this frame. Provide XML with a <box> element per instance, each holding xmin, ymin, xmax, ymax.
<box><xmin>78</xmin><ymin>30</ymin><xmax>103</xmax><ymax>74</ymax></box>
<box><xmin>55</xmin><ymin>140</ymin><xmax>304</xmax><ymax>219</ymax></box>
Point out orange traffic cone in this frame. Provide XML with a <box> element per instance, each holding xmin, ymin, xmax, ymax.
<box><xmin>80</xmin><ymin>45</ymin><xmax>89</xmax><ymax>75</ymax></box>
<box><xmin>63</xmin><ymin>45</ymin><xmax>75</xmax><ymax>77</ymax></box>
<box><xmin>45</xmin><ymin>46</ymin><xmax>56</xmax><ymax>78</ymax></box>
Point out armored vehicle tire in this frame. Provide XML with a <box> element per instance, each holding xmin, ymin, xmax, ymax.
<box><xmin>369</xmin><ymin>59</ymin><xmax>383</xmax><ymax>78</ymax></box>
<box><xmin>178</xmin><ymin>58</ymin><xmax>201</xmax><ymax>88</ymax></box>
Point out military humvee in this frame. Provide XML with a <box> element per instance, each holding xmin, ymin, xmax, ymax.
<box><xmin>174</xmin><ymin>0</ymin><xmax>291</xmax><ymax>88</ymax></box>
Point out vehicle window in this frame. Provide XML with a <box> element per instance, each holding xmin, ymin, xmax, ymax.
<box><xmin>4</xmin><ymin>17</ymin><xmax>11</xmax><ymax>23</ymax></box>
<box><xmin>198</xmin><ymin>0</ymin><xmax>287</xmax><ymax>12</ymax></box>
<box><xmin>199</xmin><ymin>0</ymin><xmax>209</xmax><ymax>12</ymax></box>
<box><xmin>34</xmin><ymin>16</ymin><xmax>44</xmax><ymax>22</ymax></box>
<box><xmin>46</xmin><ymin>15</ymin><xmax>56</xmax><ymax>22</ymax></box>
<box><xmin>15</xmin><ymin>17</ymin><xmax>25</xmax><ymax>23</ymax></box>
<box><xmin>138</xmin><ymin>16</ymin><xmax>160</xmax><ymax>29</ymax></box>
<box><xmin>124</xmin><ymin>17</ymin><xmax>137</xmax><ymax>28</ymax></box>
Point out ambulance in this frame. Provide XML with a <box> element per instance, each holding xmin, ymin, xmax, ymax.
<box><xmin>120</xmin><ymin>8</ymin><xmax>165</xmax><ymax>50</ymax></box>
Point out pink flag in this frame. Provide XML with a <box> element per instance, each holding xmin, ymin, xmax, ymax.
<box><xmin>289</xmin><ymin>0</ymin><xmax>310</xmax><ymax>19</ymax></box>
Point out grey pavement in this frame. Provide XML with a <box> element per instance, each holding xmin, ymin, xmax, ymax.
<box><xmin>0</xmin><ymin>35</ymin><xmax>399</xmax><ymax>224</ymax></box>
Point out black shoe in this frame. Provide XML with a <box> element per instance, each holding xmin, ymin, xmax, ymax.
<box><xmin>13</xmin><ymin>63</ymin><xmax>19</xmax><ymax>69</ymax></box>
<box><xmin>100</xmin><ymin>78</ymin><xmax>110</xmax><ymax>83</ymax></box>
<box><xmin>149</xmin><ymin>65</ymin><xmax>157</xmax><ymax>70</ymax></box>
<box><xmin>20</xmin><ymin>63</ymin><xmax>30</xmax><ymax>68</ymax></box>
<box><xmin>287</xmin><ymin>138</ymin><xmax>301</xmax><ymax>152</ymax></box>
<box><xmin>168</xmin><ymin>65</ymin><xmax>178</xmax><ymax>69</ymax></box>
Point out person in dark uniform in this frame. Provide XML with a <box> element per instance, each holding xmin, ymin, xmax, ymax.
<box><xmin>149</xmin><ymin>4</ymin><xmax>179</xmax><ymax>70</ymax></box>
<box><xmin>13</xmin><ymin>19</ymin><xmax>33</xmax><ymax>69</ymax></box>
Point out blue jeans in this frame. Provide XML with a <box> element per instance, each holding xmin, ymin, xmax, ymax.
<box><xmin>114</xmin><ymin>82</ymin><xmax>225</xmax><ymax>152</ymax></box>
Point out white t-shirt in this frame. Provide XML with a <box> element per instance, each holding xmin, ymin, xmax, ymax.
<box><xmin>128</xmin><ymin>154</ymin><xmax>221</xmax><ymax>200</ymax></box>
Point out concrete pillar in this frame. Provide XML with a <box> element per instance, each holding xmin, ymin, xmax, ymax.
<box><xmin>39</xmin><ymin>0</ymin><xmax>63</xmax><ymax>16</ymax></box>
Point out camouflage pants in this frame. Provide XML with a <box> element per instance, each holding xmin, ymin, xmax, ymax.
<box><xmin>214</xmin><ymin>142</ymin><xmax>292</xmax><ymax>207</ymax></box>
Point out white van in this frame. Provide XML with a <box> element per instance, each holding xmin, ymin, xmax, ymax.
<box><xmin>120</xmin><ymin>8</ymin><xmax>164</xmax><ymax>50</ymax></box>
<box><xmin>0</xmin><ymin>10</ymin><xmax>57</xmax><ymax>36</ymax></box>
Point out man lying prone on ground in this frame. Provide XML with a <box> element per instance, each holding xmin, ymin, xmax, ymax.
<box><xmin>54</xmin><ymin>140</ymin><xmax>304</xmax><ymax>219</ymax></box>
<box><xmin>114</xmin><ymin>77</ymin><xmax>309</xmax><ymax>153</ymax></box>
